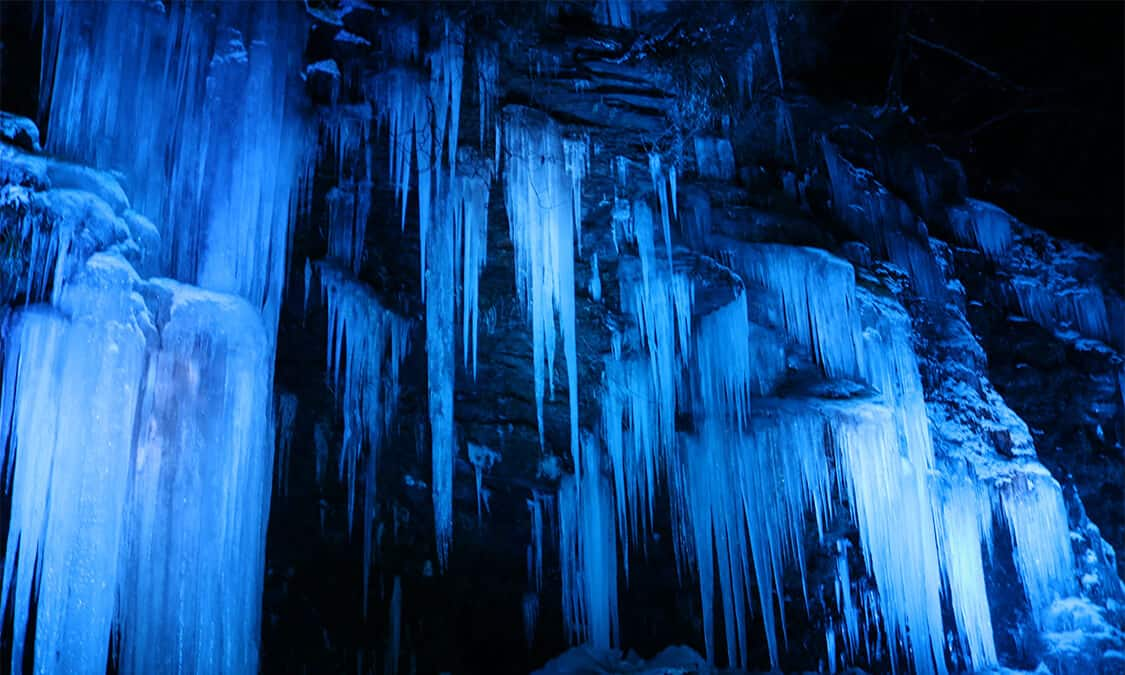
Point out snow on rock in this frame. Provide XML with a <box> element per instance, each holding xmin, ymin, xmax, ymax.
<box><xmin>532</xmin><ymin>644</ymin><xmax>707</xmax><ymax>675</ymax></box>
<box><xmin>0</xmin><ymin>112</ymin><xmax>42</xmax><ymax>152</ymax></box>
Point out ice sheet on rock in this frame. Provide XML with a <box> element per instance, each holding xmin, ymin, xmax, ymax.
<box><xmin>727</xmin><ymin>239</ymin><xmax>864</xmax><ymax>379</ymax></box>
<box><xmin>0</xmin><ymin>112</ymin><xmax>42</xmax><ymax>151</ymax></box>
<box><xmin>502</xmin><ymin>105</ymin><xmax>580</xmax><ymax>465</ymax></box>
<box><xmin>937</xmin><ymin>472</ymin><xmax>997</xmax><ymax>671</ymax></box>
<box><xmin>945</xmin><ymin>199</ymin><xmax>1013</xmax><ymax>259</ymax></box>
<box><xmin>693</xmin><ymin>137</ymin><xmax>735</xmax><ymax>180</ymax></box>
<box><xmin>679</xmin><ymin>186</ymin><xmax>712</xmax><ymax>248</ymax></box>
<box><xmin>821</xmin><ymin>139</ymin><xmax>946</xmax><ymax>301</ymax></box>
<box><xmin>995</xmin><ymin>467</ymin><xmax>1077</xmax><ymax>626</ymax></box>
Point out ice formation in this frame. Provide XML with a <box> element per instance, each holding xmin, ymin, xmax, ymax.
<box><xmin>946</xmin><ymin>198</ymin><xmax>1014</xmax><ymax>259</ymax></box>
<box><xmin>502</xmin><ymin>106</ymin><xmax>581</xmax><ymax>463</ymax></box>
<box><xmin>453</xmin><ymin>150</ymin><xmax>493</xmax><ymax>377</ymax></box>
<box><xmin>693</xmin><ymin>136</ymin><xmax>736</xmax><ymax>180</ymax></box>
<box><xmin>468</xmin><ymin>443</ymin><xmax>500</xmax><ymax>522</ymax></box>
<box><xmin>1</xmin><ymin>257</ymin><xmax>275</xmax><ymax>674</ymax></box>
<box><xmin>595</xmin><ymin>0</ymin><xmax>633</xmax><ymax>28</ymax></box>
<box><xmin>996</xmin><ymin>469</ymin><xmax>1078</xmax><ymax>626</ymax></box>
<box><xmin>314</xmin><ymin>261</ymin><xmax>412</xmax><ymax>600</ymax></box>
<box><xmin>938</xmin><ymin>474</ymin><xmax>998</xmax><ymax>670</ymax></box>
<box><xmin>559</xmin><ymin>434</ymin><xmax>619</xmax><ymax>651</ymax></box>
<box><xmin>368</xmin><ymin>18</ymin><xmax>465</xmax><ymax>566</ymax></box>
<box><xmin>277</xmin><ymin>391</ymin><xmax>300</xmax><ymax>496</ymax></box>
<box><xmin>42</xmin><ymin>1</ymin><xmax>311</xmax><ymax>335</ymax></box>
<box><xmin>0</xmin><ymin>3</ymin><xmax>314</xmax><ymax>672</ymax></box>
<box><xmin>821</xmin><ymin>139</ymin><xmax>947</xmax><ymax>301</ymax></box>
<box><xmin>729</xmin><ymin>240</ymin><xmax>864</xmax><ymax>379</ymax></box>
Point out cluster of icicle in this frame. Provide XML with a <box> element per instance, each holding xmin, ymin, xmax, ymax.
<box><xmin>312</xmin><ymin>15</ymin><xmax>504</xmax><ymax>571</ymax></box>
<box><xmin>550</xmin><ymin>143</ymin><xmax>1080</xmax><ymax>675</ymax></box>
<box><xmin>1</xmin><ymin>3</ymin><xmax>311</xmax><ymax>672</ymax></box>
<box><xmin>309</xmin><ymin>260</ymin><xmax>411</xmax><ymax>609</ymax></box>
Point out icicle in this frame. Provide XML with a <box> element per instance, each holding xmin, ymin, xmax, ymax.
<box><xmin>737</xmin><ymin>49</ymin><xmax>755</xmax><ymax>102</ymax></box>
<box><xmin>502</xmin><ymin>106</ymin><xmax>580</xmax><ymax>466</ymax></box>
<box><xmin>1011</xmin><ymin>277</ymin><xmax>1110</xmax><ymax>344</ymax></box>
<box><xmin>315</xmin><ymin>261</ymin><xmax>412</xmax><ymax>596</ymax></box>
<box><xmin>594</xmin><ymin>0</ymin><xmax>633</xmax><ymax>27</ymax></box>
<box><xmin>995</xmin><ymin>468</ymin><xmax>1077</xmax><ymax>626</ymax></box>
<box><xmin>476</xmin><ymin>43</ymin><xmax>500</xmax><ymax>147</ymax></box>
<box><xmin>677</xmin><ymin>402</ymin><xmax>834</xmax><ymax>670</ymax></box>
<box><xmin>728</xmin><ymin>241</ymin><xmax>864</xmax><ymax>379</ymax></box>
<box><xmin>276</xmin><ymin>392</ymin><xmax>299</xmax><ymax>497</ymax></box>
<box><xmin>765</xmin><ymin>1</ymin><xmax>784</xmax><ymax>91</ymax></box>
<box><xmin>589</xmin><ymin>252</ymin><xmax>602</xmax><ymax>301</ymax></box>
<box><xmin>522</xmin><ymin>592</ymin><xmax>539</xmax><ymax>649</ymax></box>
<box><xmin>386</xmin><ymin>577</ymin><xmax>402</xmax><ymax>675</ymax></box>
<box><xmin>326</xmin><ymin>183</ymin><xmax>373</xmax><ymax>275</ymax></box>
<box><xmin>563</xmin><ymin>134</ymin><xmax>590</xmax><ymax>245</ymax></box>
<box><xmin>117</xmin><ymin>276</ymin><xmax>274</xmax><ymax>675</ymax></box>
<box><xmin>0</xmin><ymin>256</ymin><xmax>147</xmax><ymax>675</ymax></box>
<box><xmin>775</xmin><ymin>98</ymin><xmax>799</xmax><ymax>165</ymax></box>
<box><xmin>828</xmin><ymin>400</ymin><xmax>947</xmax><ymax>675</ymax></box>
<box><xmin>528</xmin><ymin>492</ymin><xmax>547</xmax><ymax>592</ymax></box>
<box><xmin>938</xmin><ymin>473</ymin><xmax>997</xmax><ymax>670</ymax></box>
<box><xmin>834</xmin><ymin>540</ymin><xmax>861</xmax><ymax>659</ymax></box>
<box><xmin>826</xmin><ymin>621</ymin><xmax>838</xmax><ymax>674</ymax></box>
<box><xmin>945</xmin><ymin>199</ymin><xmax>1013</xmax><ymax>259</ymax></box>
<box><xmin>559</xmin><ymin>432</ymin><xmax>619</xmax><ymax>650</ymax></box>
<box><xmin>821</xmin><ymin>138</ymin><xmax>946</xmax><ymax>300</ymax></box>
<box><xmin>690</xmin><ymin>292</ymin><xmax>754</xmax><ymax>428</ymax></box>
<box><xmin>453</xmin><ymin>150</ymin><xmax>493</xmax><ymax>378</ymax></box>
<box><xmin>647</xmin><ymin>152</ymin><xmax>674</xmax><ymax>268</ymax></box>
<box><xmin>468</xmin><ymin>443</ymin><xmax>500</xmax><ymax>523</ymax></box>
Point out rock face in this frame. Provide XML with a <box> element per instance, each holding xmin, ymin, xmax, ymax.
<box><xmin>0</xmin><ymin>2</ymin><xmax>1121</xmax><ymax>674</ymax></box>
